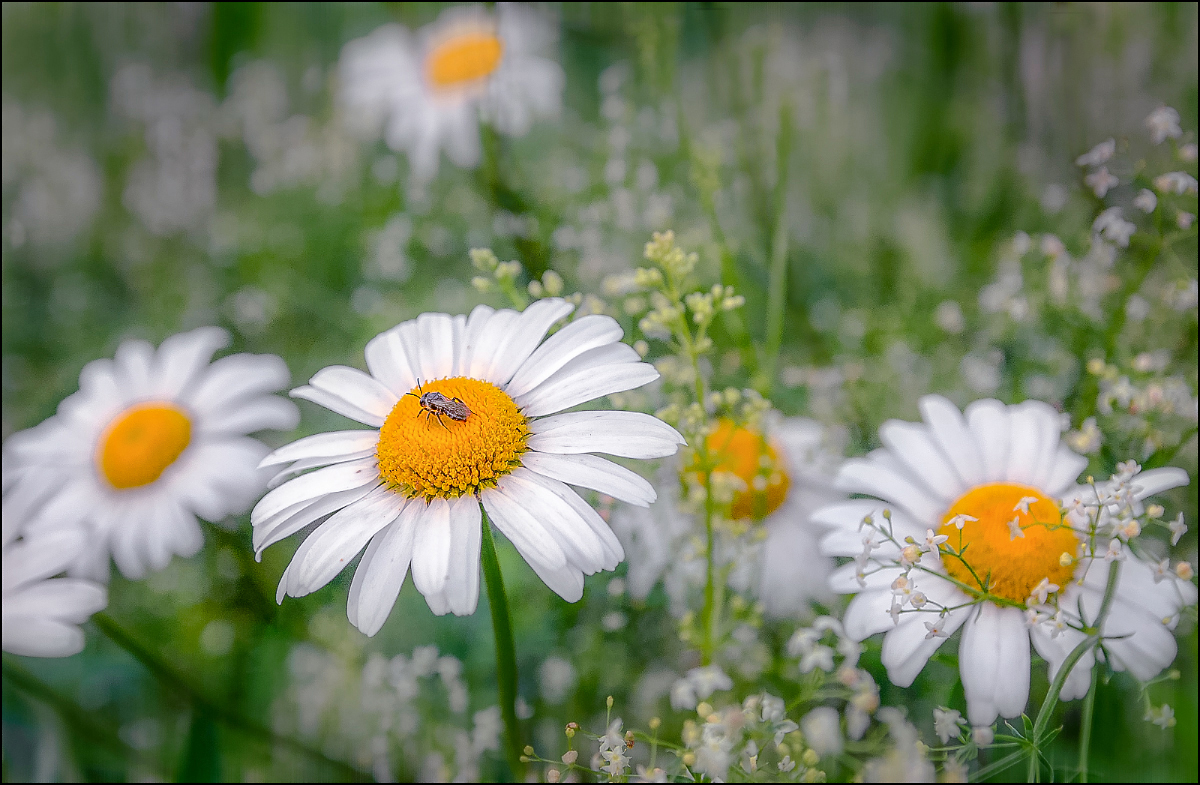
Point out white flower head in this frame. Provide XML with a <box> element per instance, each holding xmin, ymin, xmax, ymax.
<box><xmin>1075</xmin><ymin>138</ymin><xmax>1115</xmax><ymax>167</ymax></box>
<box><xmin>1133</xmin><ymin>188</ymin><xmax>1157</xmax><ymax>213</ymax></box>
<box><xmin>2</xmin><ymin>525</ymin><xmax>107</xmax><ymax>657</ymax></box>
<box><xmin>254</xmin><ymin>299</ymin><xmax>683</xmax><ymax>632</ymax></box>
<box><xmin>813</xmin><ymin>394</ymin><xmax>1197</xmax><ymax>728</ymax></box>
<box><xmin>1154</xmin><ymin>171</ymin><xmax>1199</xmax><ymax>196</ymax></box>
<box><xmin>1085</xmin><ymin>167</ymin><xmax>1119</xmax><ymax>198</ymax></box>
<box><xmin>338</xmin><ymin>5</ymin><xmax>564</xmax><ymax>183</ymax></box>
<box><xmin>3</xmin><ymin>327</ymin><xmax>298</xmax><ymax>581</ymax></box>
<box><xmin>933</xmin><ymin>707</ymin><xmax>967</xmax><ymax>744</ymax></box>
<box><xmin>1146</xmin><ymin>106</ymin><xmax>1182</xmax><ymax>144</ymax></box>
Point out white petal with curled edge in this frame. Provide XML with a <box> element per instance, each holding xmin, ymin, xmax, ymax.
<box><xmin>365</xmin><ymin>327</ymin><xmax>419</xmax><ymax>397</ymax></box>
<box><xmin>527</xmin><ymin>411</ymin><xmax>684</xmax><ymax>458</ymax></box>
<box><xmin>505</xmin><ymin>314</ymin><xmax>624</xmax><ymax>399</ymax></box>
<box><xmin>417</xmin><ymin>313</ymin><xmax>456</xmax><ymax>381</ymax></box>
<box><xmin>291</xmin><ymin>386</ymin><xmax>385</xmax><ymax>427</ymax></box>
<box><xmin>521</xmin><ymin>451</ymin><xmax>655</xmax><ymax>506</ymax></box>
<box><xmin>517</xmin><ymin>361</ymin><xmax>658</xmax><ymax>418</ymax></box>
<box><xmin>959</xmin><ymin>603</ymin><xmax>1031</xmax><ymax>726</ymax></box>
<box><xmin>488</xmin><ymin>298</ymin><xmax>574</xmax><ymax>387</ymax></box>
<box><xmin>310</xmin><ymin>366</ymin><xmax>399</xmax><ymax>419</ymax></box>
<box><xmin>411</xmin><ymin>497</ymin><xmax>453</xmax><ymax>601</ymax></box>
<box><xmin>251</xmin><ymin>458</ymin><xmax>379</xmax><ymax>525</ymax></box>
<box><xmin>259</xmin><ymin>431</ymin><xmax>380</xmax><ymax>469</ymax></box>
<box><xmin>348</xmin><ymin>501</ymin><xmax>420</xmax><ymax>636</ymax></box>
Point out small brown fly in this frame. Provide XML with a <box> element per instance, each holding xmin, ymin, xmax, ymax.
<box><xmin>406</xmin><ymin>380</ymin><xmax>472</xmax><ymax>430</ymax></box>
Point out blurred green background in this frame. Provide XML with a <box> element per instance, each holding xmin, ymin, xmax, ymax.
<box><xmin>2</xmin><ymin>3</ymin><xmax>1196</xmax><ymax>782</ymax></box>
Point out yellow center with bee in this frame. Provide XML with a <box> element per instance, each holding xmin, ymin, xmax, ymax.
<box><xmin>937</xmin><ymin>483</ymin><xmax>1078</xmax><ymax>604</ymax></box>
<box><xmin>376</xmin><ymin>377</ymin><xmax>529</xmax><ymax>500</ymax></box>
<box><xmin>697</xmin><ymin>419</ymin><xmax>791</xmax><ymax>520</ymax></box>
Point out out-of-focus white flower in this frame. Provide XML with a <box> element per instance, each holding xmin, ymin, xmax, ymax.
<box><xmin>1146</xmin><ymin>106</ymin><xmax>1182</xmax><ymax>144</ymax></box>
<box><xmin>1180</xmin><ymin>143</ymin><xmax>1198</xmax><ymax>163</ymax></box>
<box><xmin>1093</xmin><ymin>207</ymin><xmax>1136</xmax><ymax>247</ymax></box>
<box><xmin>800</xmin><ymin>706</ymin><xmax>843</xmax><ymax>758</ymax></box>
<box><xmin>1154</xmin><ymin>171</ymin><xmax>1199</xmax><ymax>195</ymax></box>
<box><xmin>1075</xmin><ymin>138</ymin><xmax>1115</xmax><ymax>167</ymax></box>
<box><xmin>338</xmin><ymin>5</ymin><xmax>564</xmax><ymax>182</ymax></box>
<box><xmin>934</xmin><ymin>300</ymin><xmax>965</xmax><ymax>334</ymax></box>
<box><xmin>1084</xmin><ymin>167</ymin><xmax>1119</xmax><ymax>198</ymax></box>
<box><xmin>933</xmin><ymin>707</ymin><xmax>966</xmax><ymax>744</ymax></box>
<box><xmin>1145</xmin><ymin>704</ymin><xmax>1176</xmax><ymax>729</ymax></box>
<box><xmin>4</xmin><ymin>327</ymin><xmax>298</xmax><ymax>581</ymax></box>
<box><xmin>1177</xmin><ymin>211</ymin><xmax>1195</xmax><ymax>231</ymax></box>
<box><xmin>814</xmin><ymin>395</ymin><xmax>1197</xmax><ymax>727</ymax></box>
<box><xmin>1133</xmin><ymin>189</ymin><xmax>1158</xmax><ymax>213</ymax></box>
<box><xmin>1</xmin><ymin>525</ymin><xmax>106</xmax><ymax>657</ymax></box>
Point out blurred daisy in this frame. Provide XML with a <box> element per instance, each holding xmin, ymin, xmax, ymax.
<box><xmin>254</xmin><ymin>299</ymin><xmax>682</xmax><ymax>633</ymax></box>
<box><xmin>612</xmin><ymin>416</ymin><xmax>843</xmax><ymax>618</ymax></box>
<box><xmin>814</xmin><ymin>395</ymin><xmax>1196</xmax><ymax>729</ymax></box>
<box><xmin>2</xmin><ymin>520</ymin><xmax>106</xmax><ymax>657</ymax></box>
<box><xmin>338</xmin><ymin>3</ymin><xmax>564</xmax><ymax>182</ymax></box>
<box><xmin>3</xmin><ymin>327</ymin><xmax>298</xmax><ymax>581</ymax></box>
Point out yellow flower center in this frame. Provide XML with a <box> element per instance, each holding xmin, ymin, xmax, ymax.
<box><xmin>701</xmin><ymin>419</ymin><xmax>791</xmax><ymax>520</ymax></box>
<box><xmin>938</xmin><ymin>483</ymin><xmax>1078</xmax><ymax>605</ymax></box>
<box><xmin>426</xmin><ymin>32</ymin><xmax>504</xmax><ymax>89</ymax></box>
<box><xmin>97</xmin><ymin>403</ymin><xmax>192</xmax><ymax>490</ymax></box>
<box><xmin>377</xmin><ymin>377</ymin><xmax>529</xmax><ymax>500</ymax></box>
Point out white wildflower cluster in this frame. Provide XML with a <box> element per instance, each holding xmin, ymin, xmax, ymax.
<box><xmin>1086</xmin><ymin>357</ymin><xmax>1199</xmax><ymax>460</ymax></box>
<box><xmin>680</xmin><ymin>694</ymin><xmax>810</xmax><ymax>782</ymax></box>
<box><xmin>274</xmin><ymin>641</ymin><xmax>497</xmax><ymax>782</ymax></box>
<box><xmin>2</xmin><ymin>100</ymin><xmax>103</xmax><ymax>252</ymax></box>
<box><xmin>787</xmin><ymin>617</ymin><xmax>882</xmax><ymax>742</ymax></box>
<box><xmin>860</xmin><ymin>707</ymin><xmax>935</xmax><ymax>783</ymax></box>
<box><xmin>669</xmin><ymin>664</ymin><xmax>734</xmax><ymax>711</ymax></box>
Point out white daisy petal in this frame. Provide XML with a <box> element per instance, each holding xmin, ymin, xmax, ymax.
<box><xmin>259</xmin><ymin>431</ymin><xmax>380</xmax><ymax>469</ymax></box>
<box><xmin>527</xmin><ymin>411</ymin><xmax>684</xmax><ymax>458</ymax></box>
<box><xmin>834</xmin><ymin>457</ymin><xmax>942</xmax><ymax>523</ymax></box>
<box><xmin>154</xmin><ymin>327</ymin><xmax>230</xmax><ymax>397</ymax></box>
<box><xmin>965</xmin><ymin>399</ymin><xmax>1011</xmax><ymax>482</ymax></box>
<box><xmin>480</xmin><ymin>484</ymin><xmax>568</xmax><ymax>570</ymax></box>
<box><xmin>114</xmin><ymin>339</ymin><xmax>155</xmax><ymax>396</ymax></box>
<box><xmin>878</xmin><ymin>419</ymin><xmax>965</xmax><ymax>499</ymax></box>
<box><xmin>919</xmin><ymin>395</ymin><xmax>985</xmax><ymax>487</ymax></box>
<box><xmin>309</xmin><ymin>365</ymin><xmax>400</xmax><ymax>419</ymax></box>
<box><xmin>1005</xmin><ymin>402</ymin><xmax>1048</xmax><ymax>485</ymax></box>
<box><xmin>442</xmin><ymin>495</ymin><xmax>483</xmax><ymax>615</ymax></box>
<box><xmin>456</xmin><ymin>304</ymin><xmax>496</xmax><ymax>378</ymax></box>
<box><xmin>417</xmin><ymin>312</ymin><xmax>457</xmax><ymax>381</ymax></box>
<box><xmin>959</xmin><ymin>604</ymin><xmax>1031</xmax><ymax>726</ymax></box>
<box><xmin>505</xmin><ymin>314</ymin><xmax>624</xmax><ymax>399</ymax></box>
<box><xmin>254</xmin><ymin>484</ymin><xmax>378</xmax><ymax>557</ymax></box>
<box><xmin>501</xmin><ymin>469</ymin><xmax>607</xmax><ymax>572</ymax></box>
<box><xmin>201</xmin><ymin>396</ymin><xmax>300</xmax><ymax>437</ymax></box>
<box><xmin>1042</xmin><ymin>444</ymin><xmax>1088</xmax><ymax>496</ymax></box>
<box><xmin>411</xmin><ymin>497</ymin><xmax>453</xmax><ymax>602</ymax></box>
<box><xmin>487</xmin><ymin>298</ymin><xmax>574</xmax><ymax>386</ymax></box>
<box><xmin>842</xmin><ymin>590</ymin><xmax>897</xmax><ymax>640</ymax></box>
<box><xmin>1</xmin><ymin>617</ymin><xmax>87</xmax><ymax>658</ymax></box>
<box><xmin>520</xmin><ymin>451</ymin><xmax>656</xmax><ymax>507</ymax></box>
<box><xmin>1</xmin><ymin>530</ymin><xmax>88</xmax><ymax>594</ymax></box>
<box><xmin>291</xmin><ymin>385</ymin><xmax>386</xmax><ymax>427</ymax></box>
<box><xmin>468</xmin><ymin>310</ymin><xmax>521</xmax><ymax>383</ymax></box>
<box><xmin>252</xmin><ymin>458</ymin><xmax>379</xmax><ymax>526</ymax></box>
<box><xmin>1130</xmin><ymin>467</ymin><xmax>1189</xmax><ymax>500</ymax></box>
<box><xmin>516</xmin><ymin>359</ymin><xmax>657</xmax><ymax>417</ymax></box>
<box><xmin>185</xmin><ymin>353</ymin><xmax>291</xmax><ymax>415</ymax></box>
<box><xmin>882</xmin><ymin>601</ymin><xmax>969</xmax><ymax>687</ymax></box>
<box><xmin>286</xmin><ymin>486</ymin><xmax>406</xmax><ymax>598</ymax></box>
<box><xmin>1029</xmin><ymin>615</ymin><xmax>1094</xmax><ymax>701</ymax></box>
<box><xmin>347</xmin><ymin>501</ymin><xmax>420</xmax><ymax>636</ymax></box>
<box><xmin>364</xmin><ymin>327</ymin><xmax>420</xmax><ymax>397</ymax></box>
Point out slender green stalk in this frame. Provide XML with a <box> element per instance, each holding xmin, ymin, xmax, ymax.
<box><xmin>480</xmin><ymin>507</ymin><xmax>525</xmax><ymax>780</ymax></box>
<box><xmin>92</xmin><ymin>613</ymin><xmax>362</xmax><ymax>780</ymax></box>
<box><xmin>1078</xmin><ymin>664</ymin><xmax>1099</xmax><ymax>783</ymax></box>
<box><xmin>1027</xmin><ymin>560</ymin><xmax>1122</xmax><ymax>782</ymax></box>
<box><xmin>761</xmin><ymin>100</ymin><xmax>793</xmax><ymax>396</ymax></box>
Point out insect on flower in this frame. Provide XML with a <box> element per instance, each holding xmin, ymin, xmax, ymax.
<box><xmin>406</xmin><ymin>379</ymin><xmax>472</xmax><ymax>430</ymax></box>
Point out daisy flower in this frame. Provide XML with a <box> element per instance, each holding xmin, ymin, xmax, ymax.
<box><xmin>3</xmin><ymin>327</ymin><xmax>298</xmax><ymax>581</ymax></box>
<box><xmin>254</xmin><ymin>298</ymin><xmax>683</xmax><ymax>634</ymax></box>
<box><xmin>612</xmin><ymin>416</ymin><xmax>842</xmax><ymax>617</ymax></box>
<box><xmin>338</xmin><ymin>3</ymin><xmax>564</xmax><ymax>182</ymax></box>
<box><xmin>2</xmin><ymin>517</ymin><xmax>106</xmax><ymax>657</ymax></box>
<box><xmin>813</xmin><ymin>395</ymin><xmax>1197</xmax><ymax>729</ymax></box>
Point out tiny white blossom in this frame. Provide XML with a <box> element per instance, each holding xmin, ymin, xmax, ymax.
<box><xmin>924</xmin><ymin>529</ymin><xmax>949</xmax><ymax>560</ymax></box>
<box><xmin>1134</xmin><ymin>189</ymin><xmax>1157</xmax><ymax>213</ymax></box>
<box><xmin>1115</xmin><ymin>460</ymin><xmax>1142</xmax><ymax>482</ymax></box>
<box><xmin>889</xmin><ymin>599</ymin><xmax>902</xmax><ymax>626</ymax></box>
<box><xmin>1105</xmin><ymin>539</ymin><xmax>1123</xmax><ymax>562</ymax></box>
<box><xmin>1093</xmin><ymin>206</ymin><xmax>1136</xmax><ymax>247</ymax></box>
<box><xmin>1146</xmin><ymin>704</ymin><xmax>1176</xmax><ymax>729</ymax></box>
<box><xmin>1024</xmin><ymin>607</ymin><xmax>1050</xmax><ymax>627</ymax></box>
<box><xmin>1146</xmin><ymin>106</ymin><xmax>1182</xmax><ymax>144</ymax></box>
<box><xmin>1085</xmin><ymin>167</ymin><xmax>1119</xmax><ymax>198</ymax></box>
<box><xmin>1169</xmin><ymin>513</ymin><xmax>1187</xmax><ymax>546</ymax></box>
<box><xmin>900</xmin><ymin>543</ymin><xmax>922</xmax><ymax>566</ymax></box>
<box><xmin>1029</xmin><ymin>577</ymin><xmax>1060</xmax><ymax>605</ymax></box>
<box><xmin>924</xmin><ymin>617</ymin><xmax>949</xmax><ymax>639</ymax></box>
<box><xmin>933</xmin><ymin>707</ymin><xmax>967</xmax><ymax>744</ymax></box>
<box><xmin>778</xmin><ymin>755</ymin><xmax>796</xmax><ymax>773</ymax></box>
<box><xmin>1154</xmin><ymin>171</ymin><xmax>1199</xmax><ymax>195</ymax></box>
<box><xmin>946</xmin><ymin>513</ymin><xmax>977</xmax><ymax>530</ymax></box>
<box><xmin>1177</xmin><ymin>211</ymin><xmax>1195</xmax><ymax>231</ymax></box>
<box><xmin>973</xmin><ymin>726</ymin><xmax>994</xmax><ymax>746</ymax></box>
<box><xmin>799</xmin><ymin>645</ymin><xmax>836</xmax><ymax>674</ymax></box>
<box><xmin>1007</xmin><ymin>516</ymin><xmax>1026</xmax><ymax>540</ymax></box>
<box><xmin>1152</xmin><ymin>558</ymin><xmax>1171</xmax><ymax>584</ymax></box>
<box><xmin>1180</xmin><ymin>143</ymin><xmax>1198</xmax><ymax>162</ymax></box>
<box><xmin>1075</xmin><ymin>138</ymin><xmax>1115</xmax><ymax>167</ymax></box>
<box><xmin>1013</xmin><ymin>496</ymin><xmax>1041</xmax><ymax>515</ymax></box>
<box><xmin>910</xmin><ymin>591</ymin><xmax>928</xmax><ymax>609</ymax></box>
<box><xmin>1049</xmin><ymin>611</ymin><xmax>1068</xmax><ymax>638</ymax></box>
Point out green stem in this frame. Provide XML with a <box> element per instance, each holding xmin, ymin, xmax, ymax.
<box><xmin>761</xmin><ymin>100</ymin><xmax>793</xmax><ymax>396</ymax></box>
<box><xmin>1078</xmin><ymin>664</ymin><xmax>1099</xmax><ymax>783</ymax></box>
<box><xmin>92</xmin><ymin>614</ymin><xmax>362</xmax><ymax>780</ymax></box>
<box><xmin>1028</xmin><ymin>560</ymin><xmax>1122</xmax><ymax>782</ymax></box>
<box><xmin>480</xmin><ymin>507</ymin><xmax>525</xmax><ymax>780</ymax></box>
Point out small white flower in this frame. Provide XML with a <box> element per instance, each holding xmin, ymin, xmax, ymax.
<box><xmin>1169</xmin><ymin>513</ymin><xmax>1187</xmax><ymax>546</ymax></box>
<box><xmin>924</xmin><ymin>617</ymin><xmax>949</xmax><ymax>640</ymax></box>
<box><xmin>973</xmin><ymin>726</ymin><xmax>994</xmax><ymax>746</ymax></box>
<box><xmin>1093</xmin><ymin>207</ymin><xmax>1135</xmax><ymax>247</ymax></box>
<box><xmin>1115</xmin><ymin>460</ymin><xmax>1142</xmax><ymax>482</ymax></box>
<box><xmin>777</xmin><ymin>755</ymin><xmax>796</xmax><ymax>773</ymax></box>
<box><xmin>1075</xmin><ymin>138</ymin><xmax>1115</xmax><ymax>167</ymax></box>
<box><xmin>1154</xmin><ymin>171</ymin><xmax>1199</xmax><ymax>195</ymax></box>
<box><xmin>924</xmin><ymin>529</ymin><xmax>949</xmax><ymax>560</ymax></box>
<box><xmin>1152</xmin><ymin>558</ymin><xmax>1171</xmax><ymax>584</ymax></box>
<box><xmin>910</xmin><ymin>591</ymin><xmax>928</xmax><ymax>609</ymax></box>
<box><xmin>900</xmin><ymin>543</ymin><xmax>923</xmax><ymax>566</ymax></box>
<box><xmin>1013</xmin><ymin>496</ymin><xmax>1041</xmax><ymax>515</ymax></box>
<box><xmin>799</xmin><ymin>645</ymin><xmax>836</xmax><ymax>674</ymax></box>
<box><xmin>1177</xmin><ymin>211</ymin><xmax>1195</xmax><ymax>231</ymax></box>
<box><xmin>1048</xmin><ymin>611</ymin><xmax>1068</xmax><ymax>639</ymax></box>
<box><xmin>1007</xmin><ymin>516</ymin><xmax>1026</xmax><ymax>540</ymax></box>
<box><xmin>1029</xmin><ymin>577</ymin><xmax>1059</xmax><ymax>605</ymax></box>
<box><xmin>1145</xmin><ymin>704</ymin><xmax>1176</xmax><ymax>729</ymax></box>
<box><xmin>933</xmin><ymin>707</ymin><xmax>967</xmax><ymax>744</ymax></box>
<box><xmin>1085</xmin><ymin>167</ymin><xmax>1119</xmax><ymax>198</ymax></box>
<box><xmin>1133</xmin><ymin>189</ymin><xmax>1157</xmax><ymax>213</ymax></box>
<box><xmin>1146</xmin><ymin>107</ymin><xmax>1182</xmax><ymax>144</ymax></box>
<box><xmin>1105</xmin><ymin>539</ymin><xmax>1123</xmax><ymax>562</ymax></box>
<box><xmin>1180</xmin><ymin>143</ymin><xmax>1198</xmax><ymax>163</ymax></box>
<box><xmin>947</xmin><ymin>513</ymin><xmax>977</xmax><ymax>530</ymax></box>
<box><xmin>889</xmin><ymin>599</ymin><xmax>903</xmax><ymax>626</ymax></box>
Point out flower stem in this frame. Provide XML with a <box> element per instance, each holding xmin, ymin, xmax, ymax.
<box><xmin>761</xmin><ymin>99</ymin><xmax>793</xmax><ymax>396</ymax></box>
<box><xmin>1078</xmin><ymin>664</ymin><xmax>1099</xmax><ymax>783</ymax></box>
<box><xmin>480</xmin><ymin>507</ymin><xmax>525</xmax><ymax>780</ymax></box>
<box><xmin>92</xmin><ymin>613</ymin><xmax>361</xmax><ymax>779</ymax></box>
<box><xmin>1027</xmin><ymin>560</ymin><xmax>1121</xmax><ymax>782</ymax></box>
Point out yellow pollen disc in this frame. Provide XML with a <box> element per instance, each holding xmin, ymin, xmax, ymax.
<box><xmin>938</xmin><ymin>483</ymin><xmax>1078</xmax><ymax>605</ymax></box>
<box><xmin>97</xmin><ymin>402</ymin><xmax>192</xmax><ymax>490</ymax></box>
<box><xmin>426</xmin><ymin>32</ymin><xmax>504</xmax><ymax>89</ymax></box>
<box><xmin>699</xmin><ymin>419</ymin><xmax>791</xmax><ymax>520</ymax></box>
<box><xmin>377</xmin><ymin>377</ymin><xmax>529</xmax><ymax>500</ymax></box>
